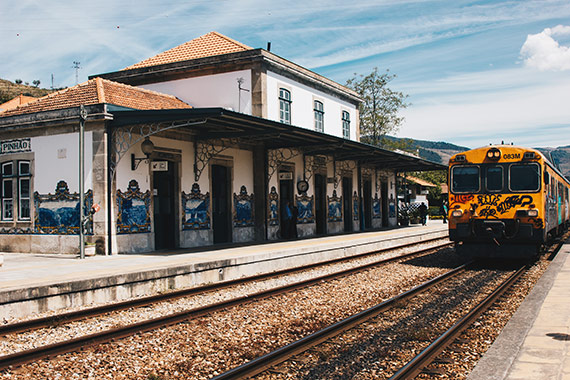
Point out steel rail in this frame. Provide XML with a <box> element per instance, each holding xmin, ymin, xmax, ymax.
<box><xmin>388</xmin><ymin>263</ymin><xmax>527</xmax><ymax>380</ymax></box>
<box><xmin>0</xmin><ymin>237</ymin><xmax>451</xmax><ymax>336</ymax></box>
<box><xmin>0</xmin><ymin>239</ymin><xmax>451</xmax><ymax>371</ymax></box>
<box><xmin>210</xmin><ymin>263</ymin><xmax>471</xmax><ymax>380</ymax></box>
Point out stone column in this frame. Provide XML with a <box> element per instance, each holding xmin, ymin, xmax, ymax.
<box><xmin>91</xmin><ymin>125</ymin><xmax>109</xmax><ymax>254</ymax></box>
<box><xmin>253</xmin><ymin>144</ymin><xmax>267</xmax><ymax>241</ymax></box>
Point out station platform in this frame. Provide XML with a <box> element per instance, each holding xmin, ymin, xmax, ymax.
<box><xmin>468</xmin><ymin>239</ymin><xmax>570</xmax><ymax>380</ymax></box>
<box><xmin>0</xmin><ymin>221</ymin><xmax>448</xmax><ymax>321</ymax></box>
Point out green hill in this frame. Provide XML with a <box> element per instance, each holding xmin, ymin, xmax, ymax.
<box><xmin>0</xmin><ymin>78</ymin><xmax>57</xmax><ymax>104</ymax></box>
<box><xmin>384</xmin><ymin>136</ymin><xmax>570</xmax><ymax>179</ymax></box>
<box><xmin>537</xmin><ymin>146</ymin><xmax>570</xmax><ymax>179</ymax></box>
<box><xmin>381</xmin><ymin>135</ymin><xmax>469</xmax><ymax>165</ymax></box>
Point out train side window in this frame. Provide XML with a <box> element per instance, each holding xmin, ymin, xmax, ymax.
<box><xmin>509</xmin><ymin>163</ymin><xmax>540</xmax><ymax>192</ymax></box>
<box><xmin>451</xmin><ymin>165</ymin><xmax>480</xmax><ymax>193</ymax></box>
<box><xmin>485</xmin><ymin>166</ymin><xmax>503</xmax><ymax>192</ymax></box>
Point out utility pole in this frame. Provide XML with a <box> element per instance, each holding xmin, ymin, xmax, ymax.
<box><xmin>79</xmin><ymin>105</ymin><xmax>87</xmax><ymax>259</ymax></box>
<box><xmin>72</xmin><ymin>61</ymin><xmax>81</xmax><ymax>85</ymax></box>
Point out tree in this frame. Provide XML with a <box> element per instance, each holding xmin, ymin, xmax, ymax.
<box><xmin>32</xmin><ymin>80</ymin><xmax>41</xmax><ymax>87</ymax></box>
<box><xmin>346</xmin><ymin>68</ymin><xmax>410</xmax><ymax>146</ymax></box>
<box><xmin>15</xmin><ymin>79</ymin><xmax>22</xmax><ymax>85</ymax></box>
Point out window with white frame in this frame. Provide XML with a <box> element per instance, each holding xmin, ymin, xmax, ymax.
<box><xmin>342</xmin><ymin>111</ymin><xmax>350</xmax><ymax>139</ymax></box>
<box><xmin>1</xmin><ymin>160</ymin><xmax>32</xmax><ymax>221</ymax></box>
<box><xmin>314</xmin><ymin>100</ymin><xmax>324</xmax><ymax>132</ymax></box>
<box><xmin>279</xmin><ymin>88</ymin><xmax>291</xmax><ymax>124</ymax></box>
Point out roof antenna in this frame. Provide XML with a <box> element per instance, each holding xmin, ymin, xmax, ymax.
<box><xmin>267</xmin><ymin>42</ymin><xmax>271</xmax><ymax>52</ymax></box>
<box><xmin>72</xmin><ymin>61</ymin><xmax>81</xmax><ymax>85</ymax></box>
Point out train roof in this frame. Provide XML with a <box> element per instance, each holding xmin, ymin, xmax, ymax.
<box><xmin>450</xmin><ymin>144</ymin><xmax>570</xmax><ymax>186</ymax></box>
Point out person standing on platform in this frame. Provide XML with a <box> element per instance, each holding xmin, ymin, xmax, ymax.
<box><xmin>290</xmin><ymin>201</ymin><xmax>298</xmax><ymax>238</ymax></box>
<box><xmin>440</xmin><ymin>200</ymin><xmax>448</xmax><ymax>224</ymax></box>
<box><xmin>419</xmin><ymin>202</ymin><xmax>428</xmax><ymax>226</ymax></box>
<box><xmin>282</xmin><ymin>201</ymin><xmax>293</xmax><ymax>239</ymax></box>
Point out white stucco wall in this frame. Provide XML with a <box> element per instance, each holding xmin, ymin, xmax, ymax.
<box><xmin>139</xmin><ymin>70</ymin><xmax>252</xmax><ymax>114</ymax></box>
<box><xmin>33</xmin><ymin>132</ymin><xmax>93</xmax><ymax>194</ymax></box>
<box><xmin>230</xmin><ymin>148</ymin><xmax>254</xmax><ymax>194</ymax></box>
<box><xmin>118</xmin><ymin>138</ymin><xmax>254</xmax><ymax>196</ymax></box>
<box><xmin>265</xmin><ymin>71</ymin><xmax>358</xmax><ymax>140</ymax></box>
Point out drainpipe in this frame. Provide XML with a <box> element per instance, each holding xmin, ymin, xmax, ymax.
<box><xmin>357</xmin><ymin>161</ymin><xmax>363</xmax><ymax>231</ymax></box>
<box><xmin>106</xmin><ymin>117</ymin><xmax>113</xmax><ymax>256</ymax></box>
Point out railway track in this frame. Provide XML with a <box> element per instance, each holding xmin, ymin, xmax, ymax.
<box><xmin>209</xmin><ymin>235</ymin><xmax>569</xmax><ymax>380</ymax></box>
<box><xmin>210</xmin><ymin>261</ymin><xmax>528</xmax><ymax>379</ymax></box>
<box><xmin>211</xmin><ymin>262</ymin><xmax>474</xmax><ymax>380</ymax></box>
<box><xmin>0</xmin><ymin>237</ymin><xmax>451</xmax><ymax>371</ymax></box>
<box><xmin>1</xmin><ymin>237</ymin><xmax>449</xmax><ymax>336</ymax></box>
<box><xmin>389</xmin><ymin>264</ymin><xmax>527</xmax><ymax>379</ymax></box>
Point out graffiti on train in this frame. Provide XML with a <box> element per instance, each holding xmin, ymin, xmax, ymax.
<box><xmin>456</xmin><ymin>194</ymin><xmax>535</xmax><ymax>219</ymax></box>
<box><xmin>450</xmin><ymin>194</ymin><xmax>474</xmax><ymax>206</ymax></box>
<box><xmin>477</xmin><ymin>194</ymin><xmax>534</xmax><ymax>219</ymax></box>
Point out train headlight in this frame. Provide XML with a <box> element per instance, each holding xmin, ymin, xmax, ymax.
<box><xmin>486</xmin><ymin>148</ymin><xmax>501</xmax><ymax>161</ymax></box>
<box><xmin>451</xmin><ymin>210</ymin><xmax>463</xmax><ymax>218</ymax></box>
<box><xmin>515</xmin><ymin>209</ymin><xmax>539</xmax><ymax>217</ymax></box>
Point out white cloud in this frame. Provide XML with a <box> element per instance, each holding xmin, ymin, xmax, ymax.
<box><xmin>398</xmin><ymin>68</ymin><xmax>570</xmax><ymax>148</ymax></box>
<box><xmin>520</xmin><ymin>25</ymin><xmax>570</xmax><ymax>71</ymax></box>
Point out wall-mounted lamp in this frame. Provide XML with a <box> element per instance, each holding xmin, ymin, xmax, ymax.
<box><xmin>131</xmin><ymin>137</ymin><xmax>155</xmax><ymax>170</ymax></box>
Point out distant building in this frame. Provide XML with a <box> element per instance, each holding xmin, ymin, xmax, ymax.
<box><xmin>400</xmin><ymin>175</ymin><xmax>438</xmax><ymax>208</ymax></box>
<box><xmin>0</xmin><ymin>94</ymin><xmax>38</xmax><ymax>113</ymax></box>
<box><xmin>0</xmin><ymin>32</ymin><xmax>443</xmax><ymax>255</ymax></box>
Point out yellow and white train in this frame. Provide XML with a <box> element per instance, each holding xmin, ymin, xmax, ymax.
<box><xmin>448</xmin><ymin>144</ymin><xmax>570</xmax><ymax>258</ymax></box>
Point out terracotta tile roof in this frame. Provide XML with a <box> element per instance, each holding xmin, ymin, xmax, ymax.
<box><xmin>0</xmin><ymin>94</ymin><xmax>38</xmax><ymax>113</ymax></box>
<box><xmin>406</xmin><ymin>176</ymin><xmax>437</xmax><ymax>187</ymax></box>
<box><xmin>0</xmin><ymin>78</ymin><xmax>191</xmax><ymax>117</ymax></box>
<box><xmin>124</xmin><ymin>31</ymin><xmax>252</xmax><ymax>70</ymax></box>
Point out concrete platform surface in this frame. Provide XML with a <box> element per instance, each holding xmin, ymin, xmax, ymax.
<box><xmin>0</xmin><ymin>221</ymin><xmax>448</xmax><ymax>320</ymax></box>
<box><xmin>468</xmin><ymin>240</ymin><xmax>570</xmax><ymax>380</ymax></box>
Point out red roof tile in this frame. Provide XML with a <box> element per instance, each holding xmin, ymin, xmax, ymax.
<box><xmin>0</xmin><ymin>78</ymin><xmax>191</xmax><ymax>117</ymax></box>
<box><xmin>0</xmin><ymin>94</ymin><xmax>38</xmax><ymax>113</ymax></box>
<box><xmin>124</xmin><ymin>31</ymin><xmax>252</xmax><ymax>70</ymax></box>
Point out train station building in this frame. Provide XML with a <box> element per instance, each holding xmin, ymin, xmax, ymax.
<box><xmin>0</xmin><ymin>32</ymin><xmax>443</xmax><ymax>255</ymax></box>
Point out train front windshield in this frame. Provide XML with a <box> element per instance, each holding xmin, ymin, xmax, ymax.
<box><xmin>510</xmin><ymin>164</ymin><xmax>540</xmax><ymax>191</ymax></box>
<box><xmin>451</xmin><ymin>166</ymin><xmax>480</xmax><ymax>193</ymax></box>
<box><xmin>451</xmin><ymin>163</ymin><xmax>541</xmax><ymax>194</ymax></box>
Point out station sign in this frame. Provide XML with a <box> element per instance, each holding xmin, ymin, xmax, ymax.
<box><xmin>0</xmin><ymin>138</ymin><xmax>31</xmax><ymax>155</ymax></box>
<box><xmin>151</xmin><ymin>161</ymin><xmax>168</xmax><ymax>171</ymax></box>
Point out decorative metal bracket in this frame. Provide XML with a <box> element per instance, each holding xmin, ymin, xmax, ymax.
<box><xmin>267</xmin><ymin>148</ymin><xmax>304</xmax><ymax>183</ymax></box>
<box><xmin>333</xmin><ymin>160</ymin><xmax>357</xmax><ymax>189</ymax></box>
<box><xmin>303</xmin><ymin>154</ymin><xmax>315</xmax><ymax>183</ymax></box>
<box><xmin>375</xmin><ymin>168</ymin><xmax>388</xmax><ymax>193</ymax></box>
<box><xmin>193</xmin><ymin>137</ymin><xmax>240</xmax><ymax>182</ymax></box>
<box><xmin>110</xmin><ymin>119</ymin><xmax>207</xmax><ymax>180</ymax></box>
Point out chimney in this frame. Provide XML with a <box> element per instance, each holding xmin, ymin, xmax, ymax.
<box><xmin>267</xmin><ymin>42</ymin><xmax>271</xmax><ymax>52</ymax></box>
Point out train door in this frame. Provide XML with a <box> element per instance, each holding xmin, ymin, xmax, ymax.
<box><xmin>363</xmin><ymin>178</ymin><xmax>372</xmax><ymax>229</ymax></box>
<box><xmin>212</xmin><ymin>164</ymin><xmax>231</xmax><ymax>244</ymax></box>
<box><xmin>153</xmin><ymin>160</ymin><xmax>177</xmax><ymax>250</ymax></box>
<box><xmin>342</xmin><ymin>177</ymin><xmax>353</xmax><ymax>232</ymax></box>
<box><xmin>315</xmin><ymin>173</ymin><xmax>327</xmax><ymax>235</ymax></box>
<box><xmin>279</xmin><ymin>170</ymin><xmax>294</xmax><ymax>238</ymax></box>
<box><xmin>381</xmin><ymin>181</ymin><xmax>389</xmax><ymax>227</ymax></box>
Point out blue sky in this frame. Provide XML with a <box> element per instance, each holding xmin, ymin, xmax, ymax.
<box><xmin>2</xmin><ymin>0</ymin><xmax>570</xmax><ymax>149</ymax></box>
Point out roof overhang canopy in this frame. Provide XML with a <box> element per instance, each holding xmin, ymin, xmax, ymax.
<box><xmin>110</xmin><ymin>108</ymin><xmax>446</xmax><ymax>172</ymax></box>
